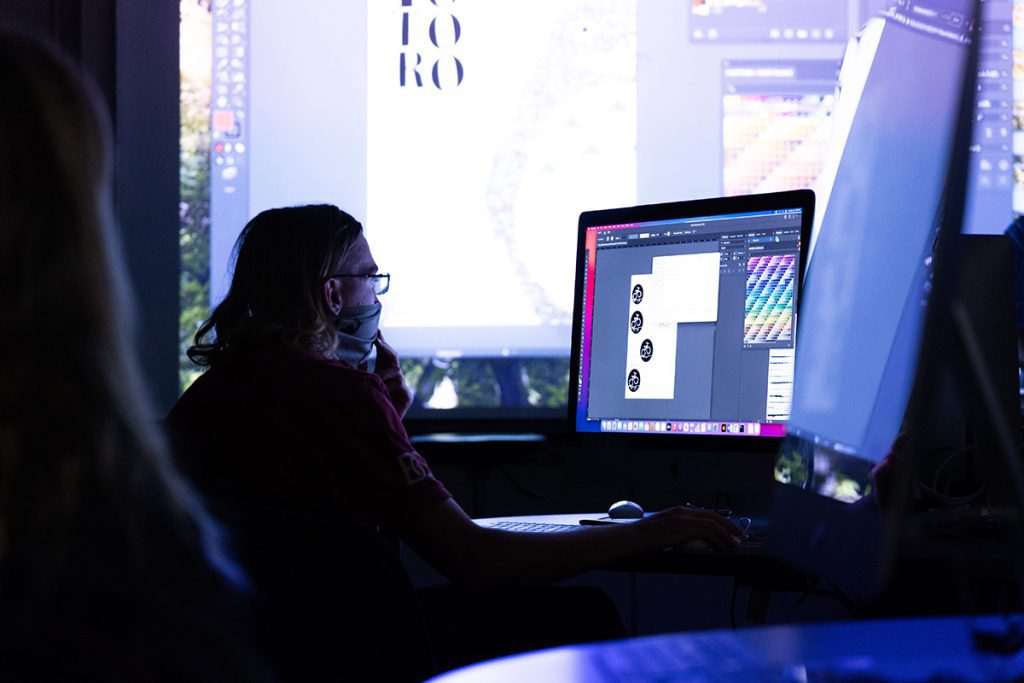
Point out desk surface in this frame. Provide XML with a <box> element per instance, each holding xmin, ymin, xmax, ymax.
<box><xmin>476</xmin><ymin>512</ymin><xmax>608</xmax><ymax>525</ymax></box>
<box><xmin>427</xmin><ymin>614</ymin><xmax>1024</xmax><ymax>682</ymax></box>
<box><xmin>474</xmin><ymin>513</ymin><xmax>803</xmax><ymax>589</ymax></box>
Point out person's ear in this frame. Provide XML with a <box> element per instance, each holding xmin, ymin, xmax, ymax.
<box><xmin>323</xmin><ymin>277</ymin><xmax>344</xmax><ymax>316</ymax></box>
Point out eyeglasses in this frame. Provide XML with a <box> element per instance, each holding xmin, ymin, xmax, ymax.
<box><xmin>327</xmin><ymin>272</ymin><xmax>390</xmax><ymax>296</ymax></box>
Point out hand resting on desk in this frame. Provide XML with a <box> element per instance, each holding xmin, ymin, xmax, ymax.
<box><xmin>674</xmin><ymin>538</ymin><xmax>715</xmax><ymax>553</ymax></box>
<box><xmin>639</xmin><ymin>506</ymin><xmax>742</xmax><ymax>551</ymax></box>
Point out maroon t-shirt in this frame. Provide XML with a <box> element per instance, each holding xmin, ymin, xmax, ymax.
<box><xmin>166</xmin><ymin>344</ymin><xmax>450</xmax><ymax>526</ymax></box>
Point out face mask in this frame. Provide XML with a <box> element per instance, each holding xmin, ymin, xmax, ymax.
<box><xmin>333</xmin><ymin>302</ymin><xmax>381</xmax><ymax>370</ymax></box>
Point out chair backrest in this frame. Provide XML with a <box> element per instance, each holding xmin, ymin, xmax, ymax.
<box><xmin>214</xmin><ymin>500</ymin><xmax>436</xmax><ymax>682</ymax></box>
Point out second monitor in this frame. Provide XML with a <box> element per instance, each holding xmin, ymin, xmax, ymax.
<box><xmin>570</xmin><ymin>189</ymin><xmax>814</xmax><ymax>447</ymax></box>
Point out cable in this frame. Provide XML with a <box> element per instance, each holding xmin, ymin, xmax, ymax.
<box><xmin>495</xmin><ymin>465</ymin><xmax>548</xmax><ymax>501</ymax></box>
<box><xmin>916</xmin><ymin>444</ymin><xmax>987</xmax><ymax>509</ymax></box>
<box><xmin>789</xmin><ymin>578</ymin><xmax>862</xmax><ymax>618</ymax></box>
<box><xmin>933</xmin><ymin>445</ymin><xmax>970</xmax><ymax>493</ymax></box>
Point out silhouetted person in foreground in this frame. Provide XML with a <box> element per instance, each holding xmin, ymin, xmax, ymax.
<box><xmin>0</xmin><ymin>31</ymin><xmax>269</xmax><ymax>680</ymax></box>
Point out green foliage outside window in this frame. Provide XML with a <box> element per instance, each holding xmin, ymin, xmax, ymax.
<box><xmin>179</xmin><ymin>0</ymin><xmax>211</xmax><ymax>392</ymax></box>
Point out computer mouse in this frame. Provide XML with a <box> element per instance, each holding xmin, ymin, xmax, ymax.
<box><xmin>608</xmin><ymin>500</ymin><xmax>644</xmax><ymax>519</ymax></box>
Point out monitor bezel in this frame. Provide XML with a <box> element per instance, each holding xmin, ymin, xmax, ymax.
<box><xmin>567</xmin><ymin>188</ymin><xmax>815</xmax><ymax>454</ymax></box>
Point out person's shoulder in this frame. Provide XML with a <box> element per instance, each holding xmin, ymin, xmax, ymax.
<box><xmin>176</xmin><ymin>344</ymin><xmax>389</xmax><ymax>409</ymax></box>
<box><xmin>192</xmin><ymin>344</ymin><xmax>366</xmax><ymax>382</ymax></box>
<box><xmin>286</xmin><ymin>349</ymin><xmax>383</xmax><ymax>386</ymax></box>
<box><xmin>269</xmin><ymin>347</ymin><xmax>392</xmax><ymax>403</ymax></box>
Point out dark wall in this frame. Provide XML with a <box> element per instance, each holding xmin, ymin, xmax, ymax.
<box><xmin>1</xmin><ymin>1</ymin><xmax>114</xmax><ymax>98</ymax></box>
<box><xmin>2</xmin><ymin>0</ymin><xmax>181</xmax><ymax>414</ymax></box>
<box><xmin>113</xmin><ymin>2</ymin><xmax>180</xmax><ymax>414</ymax></box>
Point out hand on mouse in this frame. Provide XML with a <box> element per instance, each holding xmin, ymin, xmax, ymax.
<box><xmin>633</xmin><ymin>506</ymin><xmax>742</xmax><ymax>552</ymax></box>
<box><xmin>373</xmin><ymin>331</ymin><xmax>413</xmax><ymax>418</ymax></box>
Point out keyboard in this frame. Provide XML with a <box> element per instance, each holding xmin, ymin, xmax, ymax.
<box><xmin>480</xmin><ymin>516</ymin><xmax>771</xmax><ymax>542</ymax></box>
<box><xmin>482</xmin><ymin>520</ymin><xmax>581</xmax><ymax>533</ymax></box>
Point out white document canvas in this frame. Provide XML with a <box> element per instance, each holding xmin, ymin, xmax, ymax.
<box><xmin>651</xmin><ymin>253</ymin><xmax>721</xmax><ymax>323</ymax></box>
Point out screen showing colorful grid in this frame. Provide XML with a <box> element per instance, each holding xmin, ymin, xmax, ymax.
<box><xmin>723</xmin><ymin>94</ymin><xmax>834</xmax><ymax>196</ymax></box>
<box><xmin>745</xmin><ymin>254</ymin><xmax>795</xmax><ymax>343</ymax></box>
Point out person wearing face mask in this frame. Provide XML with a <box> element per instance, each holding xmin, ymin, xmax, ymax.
<box><xmin>169</xmin><ymin>204</ymin><xmax>430</xmax><ymax>529</ymax></box>
<box><xmin>167</xmin><ymin>204</ymin><xmax>439</xmax><ymax>679</ymax></box>
<box><xmin>166</xmin><ymin>203</ymin><xmax>740</xmax><ymax>677</ymax></box>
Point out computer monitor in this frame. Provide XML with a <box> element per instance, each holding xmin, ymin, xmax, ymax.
<box><xmin>770</xmin><ymin>0</ymin><xmax>982</xmax><ymax>603</ymax></box>
<box><xmin>568</xmin><ymin>190</ymin><xmax>813</xmax><ymax>451</ymax></box>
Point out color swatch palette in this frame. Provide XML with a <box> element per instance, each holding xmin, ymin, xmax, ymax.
<box><xmin>723</xmin><ymin>93</ymin><xmax>833</xmax><ymax>196</ymax></box>
<box><xmin>745</xmin><ymin>254</ymin><xmax>795</xmax><ymax>343</ymax></box>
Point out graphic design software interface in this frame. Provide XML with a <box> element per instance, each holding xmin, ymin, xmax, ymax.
<box><xmin>576</xmin><ymin>208</ymin><xmax>803</xmax><ymax>437</ymax></box>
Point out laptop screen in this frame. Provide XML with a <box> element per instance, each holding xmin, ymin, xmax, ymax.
<box><xmin>569</xmin><ymin>190</ymin><xmax>814</xmax><ymax>441</ymax></box>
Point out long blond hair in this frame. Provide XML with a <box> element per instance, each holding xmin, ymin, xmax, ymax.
<box><xmin>0</xmin><ymin>31</ymin><xmax>241</xmax><ymax>600</ymax></box>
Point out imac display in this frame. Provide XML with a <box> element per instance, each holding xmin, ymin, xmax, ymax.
<box><xmin>569</xmin><ymin>190</ymin><xmax>813</xmax><ymax>442</ymax></box>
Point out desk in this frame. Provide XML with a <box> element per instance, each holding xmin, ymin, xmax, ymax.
<box><xmin>475</xmin><ymin>514</ymin><xmax>811</xmax><ymax>623</ymax></box>
<box><xmin>427</xmin><ymin>614</ymin><xmax>1024</xmax><ymax>682</ymax></box>
<box><xmin>476</xmin><ymin>513</ymin><xmax>789</xmax><ymax>577</ymax></box>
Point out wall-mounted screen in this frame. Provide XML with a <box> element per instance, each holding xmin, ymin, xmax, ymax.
<box><xmin>179</xmin><ymin>0</ymin><xmax>1014</xmax><ymax>414</ymax></box>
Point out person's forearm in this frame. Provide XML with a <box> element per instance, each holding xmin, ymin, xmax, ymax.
<box><xmin>452</xmin><ymin>523</ymin><xmax>650</xmax><ymax>586</ymax></box>
<box><xmin>400</xmin><ymin>500</ymin><xmax>740</xmax><ymax>588</ymax></box>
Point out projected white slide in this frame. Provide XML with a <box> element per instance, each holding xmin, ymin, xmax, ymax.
<box><xmin>625</xmin><ymin>253</ymin><xmax>720</xmax><ymax>399</ymax></box>
<box><xmin>366</xmin><ymin>1</ymin><xmax>637</xmax><ymax>354</ymax></box>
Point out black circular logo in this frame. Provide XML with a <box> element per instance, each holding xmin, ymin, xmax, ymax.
<box><xmin>631</xmin><ymin>284</ymin><xmax>644</xmax><ymax>305</ymax></box>
<box><xmin>629</xmin><ymin>311</ymin><xmax>643</xmax><ymax>334</ymax></box>
<box><xmin>627</xmin><ymin>369</ymin><xmax>641</xmax><ymax>392</ymax></box>
<box><xmin>639</xmin><ymin>339</ymin><xmax>653</xmax><ymax>362</ymax></box>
